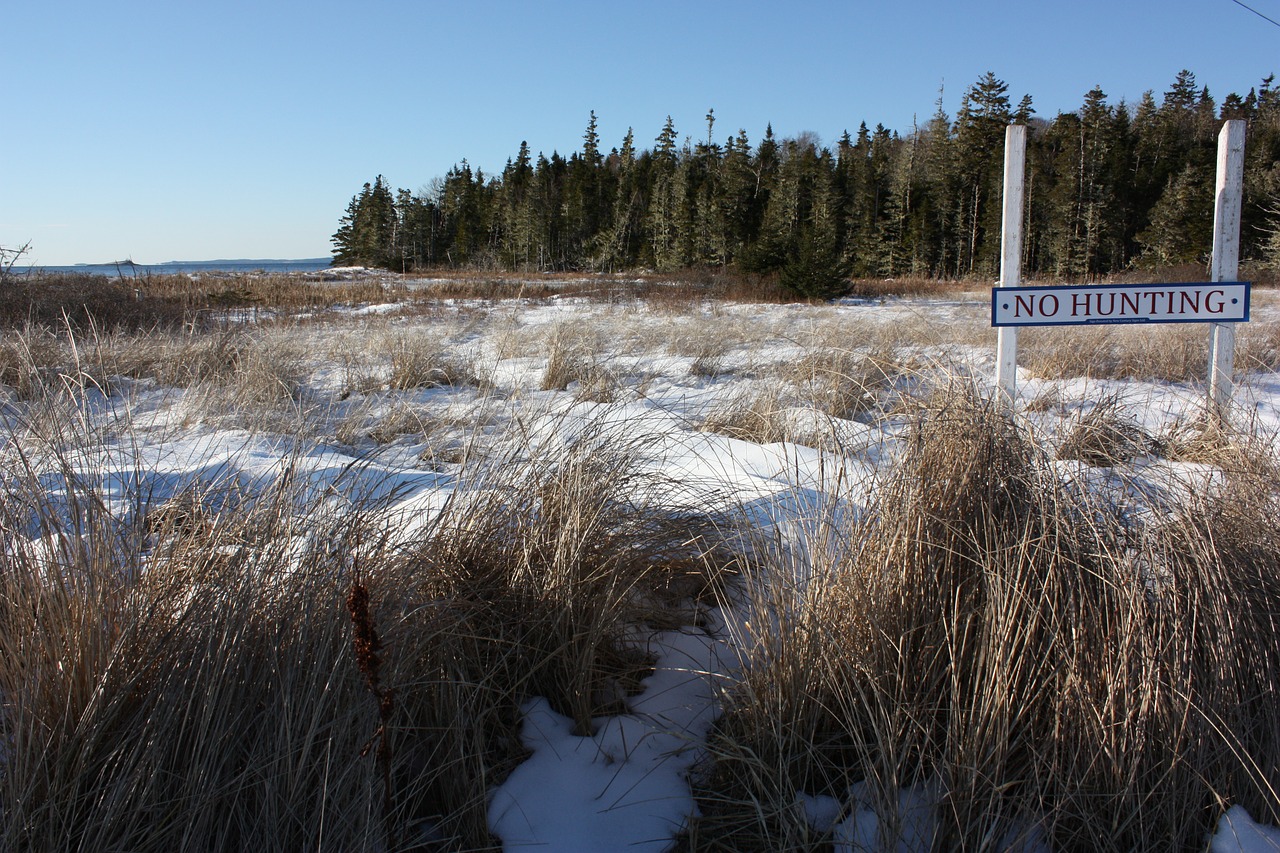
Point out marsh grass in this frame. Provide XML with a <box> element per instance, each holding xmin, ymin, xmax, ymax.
<box><xmin>0</xmin><ymin>389</ymin><xmax>725</xmax><ymax>851</ymax></box>
<box><xmin>1013</xmin><ymin>318</ymin><xmax>1278</xmax><ymax>383</ymax></box>
<box><xmin>785</xmin><ymin>347</ymin><xmax>904</xmax><ymax>420</ymax></box>
<box><xmin>1055</xmin><ymin>395</ymin><xmax>1157</xmax><ymax>465</ymax></box>
<box><xmin>388</xmin><ymin>332</ymin><xmax>490</xmax><ymax>391</ymax></box>
<box><xmin>1239</xmin><ymin>319</ymin><xmax>1280</xmax><ymax>373</ymax></box>
<box><xmin>368</xmin><ymin>404</ymin><xmax>437</xmax><ymax>447</ymax></box>
<box><xmin>5</xmin><ymin>279</ymin><xmax>1280</xmax><ymax>852</ymax></box>
<box><xmin>0</xmin><ymin>322</ymin><xmax>165</xmax><ymax>404</ymax></box>
<box><xmin>699</xmin><ymin>383</ymin><xmax>793</xmax><ymax>445</ymax></box>
<box><xmin>0</xmin><ymin>452</ymin><xmax>397</xmax><ymax>851</ymax></box>
<box><xmin>0</xmin><ymin>327</ymin><xmax>65</xmax><ymax>400</ymax></box>
<box><xmin>539</xmin><ymin>324</ymin><xmax>624</xmax><ymax>402</ymax></box>
<box><xmin>1021</xmin><ymin>324</ymin><xmax>1207</xmax><ymax>381</ymax></box>
<box><xmin>689</xmin><ymin>339</ymin><xmax>733</xmax><ymax>379</ymax></box>
<box><xmin>1157</xmin><ymin>410</ymin><xmax>1280</xmax><ymax>484</ymax></box>
<box><xmin>690</xmin><ymin>385</ymin><xmax>1280</xmax><ymax>852</ymax></box>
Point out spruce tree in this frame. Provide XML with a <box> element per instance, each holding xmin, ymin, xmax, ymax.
<box><xmin>598</xmin><ymin>128</ymin><xmax>643</xmax><ymax>269</ymax></box>
<box><xmin>647</xmin><ymin>117</ymin><xmax>683</xmax><ymax>270</ymax></box>
<box><xmin>331</xmin><ymin>190</ymin><xmax>363</xmax><ymax>266</ymax></box>
<box><xmin>1136</xmin><ymin>164</ymin><xmax>1212</xmax><ymax>266</ymax></box>
<box><xmin>501</xmin><ymin>142</ymin><xmax>537</xmax><ymax>268</ymax></box>
<box><xmin>719</xmin><ymin>129</ymin><xmax>757</xmax><ymax>263</ymax></box>
<box><xmin>331</xmin><ymin>176</ymin><xmax>397</xmax><ymax>268</ymax></box>
<box><xmin>780</xmin><ymin>156</ymin><xmax>849</xmax><ymax>300</ymax></box>
<box><xmin>953</xmin><ymin>72</ymin><xmax>1013</xmax><ymax>276</ymax></box>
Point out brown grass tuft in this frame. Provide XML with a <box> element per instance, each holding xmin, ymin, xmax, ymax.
<box><xmin>691</xmin><ymin>384</ymin><xmax>1280</xmax><ymax>852</ymax></box>
<box><xmin>1056</xmin><ymin>395</ymin><xmax>1157</xmax><ymax>466</ymax></box>
<box><xmin>0</xmin><ymin>403</ymin><xmax>727</xmax><ymax>850</ymax></box>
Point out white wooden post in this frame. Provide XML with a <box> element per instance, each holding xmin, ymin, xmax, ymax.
<box><xmin>995</xmin><ymin>124</ymin><xmax>1026</xmax><ymax>406</ymax></box>
<box><xmin>1208</xmin><ymin>119</ymin><xmax>1246</xmax><ymax>416</ymax></box>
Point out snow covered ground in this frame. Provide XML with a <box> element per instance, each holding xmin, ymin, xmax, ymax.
<box><xmin>5</xmin><ymin>286</ymin><xmax>1280</xmax><ymax>851</ymax></box>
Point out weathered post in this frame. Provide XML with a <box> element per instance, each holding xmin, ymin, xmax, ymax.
<box><xmin>995</xmin><ymin>124</ymin><xmax>1026</xmax><ymax>406</ymax></box>
<box><xmin>1208</xmin><ymin>119</ymin><xmax>1246</xmax><ymax>417</ymax></box>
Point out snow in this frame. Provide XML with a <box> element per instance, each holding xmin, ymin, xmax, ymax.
<box><xmin>7</xmin><ymin>288</ymin><xmax>1280</xmax><ymax>851</ymax></box>
<box><xmin>1212</xmin><ymin>807</ymin><xmax>1280</xmax><ymax>853</ymax></box>
<box><xmin>488</xmin><ymin>628</ymin><xmax>728</xmax><ymax>851</ymax></box>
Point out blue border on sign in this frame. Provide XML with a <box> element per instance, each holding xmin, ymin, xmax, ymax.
<box><xmin>991</xmin><ymin>281</ymin><xmax>1251</xmax><ymax>327</ymax></box>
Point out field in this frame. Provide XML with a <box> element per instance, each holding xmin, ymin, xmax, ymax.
<box><xmin>2</xmin><ymin>270</ymin><xmax>1280</xmax><ymax>852</ymax></box>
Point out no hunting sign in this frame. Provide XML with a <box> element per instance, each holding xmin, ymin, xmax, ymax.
<box><xmin>992</xmin><ymin>282</ymin><xmax>1251</xmax><ymax>327</ymax></box>
<box><xmin>992</xmin><ymin>120</ymin><xmax>1248</xmax><ymax>413</ymax></box>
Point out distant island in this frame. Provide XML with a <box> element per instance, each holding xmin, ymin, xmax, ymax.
<box><xmin>157</xmin><ymin>257</ymin><xmax>331</xmax><ymax>266</ymax></box>
<box><xmin>74</xmin><ymin>257</ymin><xmax>329</xmax><ymax>267</ymax></box>
<box><xmin>26</xmin><ymin>258</ymin><xmax>334</xmax><ymax>275</ymax></box>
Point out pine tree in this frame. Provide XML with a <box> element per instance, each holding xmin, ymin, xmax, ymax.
<box><xmin>1261</xmin><ymin>187</ymin><xmax>1280</xmax><ymax>272</ymax></box>
<box><xmin>331</xmin><ymin>176</ymin><xmax>397</xmax><ymax>268</ymax></box>
<box><xmin>745</xmin><ymin>134</ymin><xmax>811</xmax><ymax>273</ymax></box>
<box><xmin>647</xmin><ymin>117</ymin><xmax>683</xmax><ymax>270</ymax></box>
<box><xmin>501</xmin><ymin>142</ymin><xmax>537</xmax><ymax>268</ymax></box>
<box><xmin>1040</xmin><ymin>87</ymin><xmax>1127</xmax><ymax>277</ymax></box>
<box><xmin>1241</xmin><ymin>75</ymin><xmax>1280</xmax><ymax>265</ymax></box>
<box><xmin>689</xmin><ymin>109</ymin><xmax>728</xmax><ymax>265</ymax></box>
<box><xmin>331</xmin><ymin>191</ymin><xmax>362</xmax><ymax>266</ymax></box>
<box><xmin>916</xmin><ymin>89</ymin><xmax>957</xmax><ymax>276</ymax></box>
<box><xmin>834</xmin><ymin>127</ymin><xmax>867</xmax><ymax>272</ymax></box>
<box><xmin>880</xmin><ymin>117</ymin><xmax>919</xmax><ymax>276</ymax></box>
<box><xmin>598</xmin><ymin>128</ymin><xmax>643</xmax><ymax>269</ymax></box>
<box><xmin>1136</xmin><ymin>164</ymin><xmax>1212</xmax><ymax>266</ymax></box>
<box><xmin>718</xmin><ymin>129</ymin><xmax>757</xmax><ymax>263</ymax></box>
<box><xmin>559</xmin><ymin>111</ymin><xmax>610</xmax><ymax>267</ymax></box>
<box><xmin>952</xmin><ymin>72</ymin><xmax>1013</xmax><ymax>276</ymax></box>
<box><xmin>780</xmin><ymin>155</ymin><xmax>849</xmax><ymax>299</ymax></box>
<box><xmin>738</xmin><ymin>124</ymin><xmax>782</xmax><ymax>268</ymax></box>
<box><xmin>332</xmin><ymin>67</ymin><xmax>1280</xmax><ymax>279</ymax></box>
<box><xmin>533</xmin><ymin>152</ymin><xmax>566</xmax><ymax>268</ymax></box>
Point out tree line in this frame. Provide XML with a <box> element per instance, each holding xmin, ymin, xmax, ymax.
<box><xmin>331</xmin><ymin>70</ymin><xmax>1280</xmax><ymax>297</ymax></box>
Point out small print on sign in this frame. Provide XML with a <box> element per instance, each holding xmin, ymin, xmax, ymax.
<box><xmin>991</xmin><ymin>282</ymin><xmax>1250</xmax><ymax>327</ymax></box>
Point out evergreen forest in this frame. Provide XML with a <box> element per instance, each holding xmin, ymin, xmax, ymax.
<box><xmin>331</xmin><ymin>71</ymin><xmax>1280</xmax><ymax>296</ymax></box>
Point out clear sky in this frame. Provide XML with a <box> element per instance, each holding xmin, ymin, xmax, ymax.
<box><xmin>3</xmin><ymin>0</ymin><xmax>1277</xmax><ymax>266</ymax></box>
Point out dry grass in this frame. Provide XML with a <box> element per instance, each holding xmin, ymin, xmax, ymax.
<box><xmin>689</xmin><ymin>338</ymin><xmax>734</xmax><ymax>379</ymax></box>
<box><xmin>784</xmin><ymin>347</ymin><xmax>903</xmax><ymax>420</ymax></box>
<box><xmin>845</xmin><ymin>277</ymin><xmax>981</xmax><ymax>300</ymax></box>
<box><xmin>0</xmin><ymin>328</ymin><xmax>67</xmax><ymax>400</ymax></box>
<box><xmin>1020</xmin><ymin>324</ymin><xmax>1209</xmax><ymax>381</ymax></box>
<box><xmin>0</xmin><ymin>274</ymin><xmax>188</xmax><ymax>330</ymax></box>
<box><xmin>1239</xmin><ymin>319</ymin><xmax>1280</xmax><ymax>373</ymax></box>
<box><xmin>0</xmin><ymin>395</ymin><xmax>727</xmax><ymax>851</ymax></box>
<box><xmin>1157</xmin><ymin>410</ymin><xmax>1280</xmax><ymax>483</ymax></box>
<box><xmin>387</xmin><ymin>331</ymin><xmax>490</xmax><ymax>391</ymax></box>
<box><xmin>690</xmin><ymin>385</ymin><xmax>1280</xmax><ymax>852</ymax></box>
<box><xmin>0</xmin><ymin>325</ymin><xmax>139</xmax><ymax>401</ymax></box>
<box><xmin>0</xmin><ymin>454</ymin><xmax>401</xmax><ymax>850</ymax></box>
<box><xmin>539</xmin><ymin>324</ymin><xmax>623</xmax><ymax>402</ymax></box>
<box><xmin>5</xmin><ymin>277</ymin><xmax>1280</xmax><ymax>851</ymax></box>
<box><xmin>0</xmin><ymin>272</ymin><xmax>403</xmax><ymax>332</ymax></box>
<box><xmin>699</xmin><ymin>384</ymin><xmax>793</xmax><ymax>445</ymax></box>
<box><xmin>137</xmin><ymin>272</ymin><xmax>398</xmax><ymax>317</ymax></box>
<box><xmin>182</xmin><ymin>335</ymin><xmax>311</xmax><ymax>432</ymax></box>
<box><xmin>1055</xmin><ymin>395</ymin><xmax>1157</xmax><ymax>466</ymax></box>
<box><xmin>367</xmin><ymin>404</ymin><xmax>435</xmax><ymax>446</ymax></box>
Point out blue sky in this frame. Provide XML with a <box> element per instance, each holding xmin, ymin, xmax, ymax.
<box><xmin>3</xmin><ymin>0</ymin><xmax>1277</xmax><ymax>265</ymax></box>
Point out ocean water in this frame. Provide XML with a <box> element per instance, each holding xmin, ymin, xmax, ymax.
<box><xmin>12</xmin><ymin>258</ymin><xmax>333</xmax><ymax>277</ymax></box>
